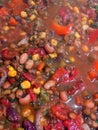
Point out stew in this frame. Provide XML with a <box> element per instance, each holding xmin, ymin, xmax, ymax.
<box><xmin>0</xmin><ymin>0</ymin><xmax>98</xmax><ymax>130</ymax></box>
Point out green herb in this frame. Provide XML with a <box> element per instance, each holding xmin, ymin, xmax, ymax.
<box><xmin>96</xmin><ymin>120</ymin><xmax>98</xmax><ymax>123</ymax></box>
<box><xmin>91</xmin><ymin>22</ymin><xmax>98</xmax><ymax>28</ymax></box>
<box><xmin>40</xmin><ymin>89</ymin><xmax>49</xmax><ymax>102</ymax></box>
<box><xmin>95</xmin><ymin>5</ymin><xmax>98</xmax><ymax>11</ymax></box>
<box><xmin>44</xmin><ymin>109</ymin><xmax>49</xmax><ymax>116</ymax></box>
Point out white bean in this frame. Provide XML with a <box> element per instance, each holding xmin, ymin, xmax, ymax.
<box><xmin>25</xmin><ymin>60</ymin><xmax>34</xmax><ymax>70</ymax></box>
<box><xmin>19</xmin><ymin>53</ymin><xmax>28</xmax><ymax>64</ymax></box>
<box><xmin>44</xmin><ymin>80</ymin><xmax>55</xmax><ymax>90</ymax></box>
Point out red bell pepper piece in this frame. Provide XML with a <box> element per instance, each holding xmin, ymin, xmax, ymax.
<box><xmin>89</xmin><ymin>29</ymin><xmax>98</xmax><ymax>43</ymax></box>
<box><xmin>9</xmin><ymin>17</ymin><xmax>18</xmax><ymax>26</ymax></box>
<box><xmin>28</xmin><ymin>89</ymin><xmax>37</xmax><ymax>102</ymax></box>
<box><xmin>88</xmin><ymin>69</ymin><xmax>97</xmax><ymax>80</ymax></box>
<box><xmin>52</xmin><ymin>21</ymin><xmax>73</xmax><ymax>35</ymax></box>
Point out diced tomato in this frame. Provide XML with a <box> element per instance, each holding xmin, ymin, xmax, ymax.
<box><xmin>52</xmin><ymin>68</ymin><xmax>69</xmax><ymax>83</ymax></box>
<box><xmin>88</xmin><ymin>69</ymin><xmax>97</xmax><ymax>80</ymax></box>
<box><xmin>63</xmin><ymin>115</ymin><xmax>82</xmax><ymax>130</ymax></box>
<box><xmin>9</xmin><ymin>0</ymin><xmax>27</xmax><ymax>15</ymax></box>
<box><xmin>51</xmin><ymin>104</ymin><xmax>69</xmax><ymax>120</ymax></box>
<box><xmin>9</xmin><ymin>17</ymin><xmax>18</xmax><ymax>26</ymax></box>
<box><xmin>0</xmin><ymin>7</ymin><xmax>9</xmax><ymax>17</ymax></box>
<box><xmin>45</xmin><ymin>121</ymin><xmax>64</xmax><ymax>130</ymax></box>
<box><xmin>93</xmin><ymin>60</ymin><xmax>98</xmax><ymax>71</ymax></box>
<box><xmin>0</xmin><ymin>98</ymin><xmax>11</xmax><ymax>107</ymax></box>
<box><xmin>52</xmin><ymin>21</ymin><xmax>73</xmax><ymax>35</ymax></box>
<box><xmin>1</xmin><ymin>48</ymin><xmax>16</xmax><ymax>60</ymax></box>
<box><xmin>89</xmin><ymin>29</ymin><xmax>98</xmax><ymax>44</ymax></box>
<box><xmin>44</xmin><ymin>124</ymin><xmax>51</xmax><ymax>130</ymax></box>
<box><xmin>52</xmin><ymin>67</ymin><xmax>78</xmax><ymax>84</ymax></box>
<box><xmin>69</xmin><ymin>68</ymin><xmax>79</xmax><ymax>81</ymax></box>
<box><xmin>52</xmin><ymin>121</ymin><xmax>65</xmax><ymax>130</ymax></box>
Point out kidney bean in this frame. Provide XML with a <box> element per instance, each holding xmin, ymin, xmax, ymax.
<box><xmin>44</xmin><ymin>43</ymin><xmax>55</xmax><ymax>53</ymax></box>
<box><xmin>25</xmin><ymin>60</ymin><xmax>34</xmax><ymax>70</ymax></box>
<box><xmin>19</xmin><ymin>53</ymin><xmax>28</xmax><ymax>64</ymax></box>
<box><xmin>19</xmin><ymin>94</ymin><xmax>31</xmax><ymax>105</ymax></box>
<box><xmin>44</xmin><ymin>80</ymin><xmax>55</xmax><ymax>90</ymax></box>
<box><xmin>60</xmin><ymin>91</ymin><xmax>68</xmax><ymax>102</ymax></box>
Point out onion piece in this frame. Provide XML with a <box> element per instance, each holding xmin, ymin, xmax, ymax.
<box><xmin>0</xmin><ymin>68</ymin><xmax>7</xmax><ymax>86</ymax></box>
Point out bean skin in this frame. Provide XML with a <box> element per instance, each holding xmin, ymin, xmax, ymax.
<box><xmin>16</xmin><ymin>89</ymin><xmax>24</xmax><ymax>98</ymax></box>
<box><xmin>25</xmin><ymin>60</ymin><xmax>34</xmax><ymax>70</ymax></box>
<box><xmin>44</xmin><ymin>80</ymin><xmax>55</xmax><ymax>90</ymax></box>
<box><xmin>84</xmin><ymin>99</ymin><xmax>95</xmax><ymax>109</ymax></box>
<box><xmin>45</xmin><ymin>43</ymin><xmax>55</xmax><ymax>53</ymax></box>
<box><xmin>19</xmin><ymin>53</ymin><xmax>28</xmax><ymax>64</ymax></box>
<box><xmin>19</xmin><ymin>94</ymin><xmax>31</xmax><ymax>105</ymax></box>
<box><xmin>60</xmin><ymin>91</ymin><xmax>68</xmax><ymax>102</ymax></box>
<box><xmin>2</xmin><ymin>81</ymin><xmax>11</xmax><ymax>89</ymax></box>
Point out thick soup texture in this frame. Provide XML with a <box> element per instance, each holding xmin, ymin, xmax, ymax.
<box><xmin>0</xmin><ymin>0</ymin><xmax>98</xmax><ymax>130</ymax></box>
